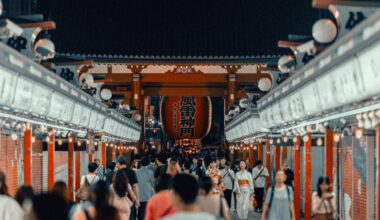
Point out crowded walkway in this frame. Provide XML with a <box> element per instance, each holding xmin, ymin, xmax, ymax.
<box><xmin>0</xmin><ymin>150</ymin><xmax>336</xmax><ymax>220</ymax></box>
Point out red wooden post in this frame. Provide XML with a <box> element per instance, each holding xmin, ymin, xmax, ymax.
<box><xmin>304</xmin><ymin>133</ymin><xmax>312</xmax><ymax>220</ymax></box>
<box><xmin>68</xmin><ymin>137</ymin><xmax>74</xmax><ymax>201</ymax></box>
<box><xmin>294</xmin><ymin>136</ymin><xmax>301</xmax><ymax>220</ymax></box>
<box><xmin>87</xmin><ymin>134</ymin><xmax>92</xmax><ymax>163</ymax></box>
<box><xmin>325</xmin><ymin>129</ymin><xmax>334</xmax><ymax>190</ymax></box>
<box><xmin>249</xmin><ymin>147</ymin><xmax>254</xmax><ymax>168</ymax></box>
<box><xmin>266</xmin><ymin>142</ymin><xmax>271</xmax><ymax>188</ymax></box>
<box><xmin>23</xmin><ymin>127</ymin><xmax>32</xmax><ymax>186</ymax></box>
<box><xmin>377</xmin><ymin>126</ymin><xmax>380</xmax><ymax>220</ymax></box>
<box><xmin>119</xmin><ymin>147</ymin><xmax>123</xmax><ymax>157</ymax></box>
<box><xmin>102</xmin><ymin>141</ymin><xmax>107</xmax><ymax>167</ymax></box>
<box><xmin>47</xmin><ymin>130</ymin><xmax>55</xmax><ymax>191</ymax></box>
<box><xmin>258</xmin><ymin>143</ymin><xmax>263</xmax><ymax>161</ymax></box>
<box><xmin>75</xmin><ymin>151</ymin><xmax>81</xmax><ymax>202</ymax></box>
<box><xmin>112</xmin><ymin>146</ymin><xmax>116</xmax><ymax>161</ymax></box>
<box><xmin>275</xmin><ymin>146</ymin><xmax>281</xmax><ymax>170</ymax></box>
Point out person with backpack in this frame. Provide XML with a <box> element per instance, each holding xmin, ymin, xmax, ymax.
<box><xmin>252</xmin><ymin>160</ymin><xmax>269</xmax><ymax>213</ymax></box>
<box><xmin>76</xmin><ymin>162</ymin><xmax>100</xmax><ymax>201</ymax></box>
<box><xmin>261</xmin><ymin>169</ymin><xmax>296</xmax><ymax>220</ymax></box>
<box><xmin>233</xmin><ymin>160</ymin><xmax>254</xmax><ymax>220</ymax></box>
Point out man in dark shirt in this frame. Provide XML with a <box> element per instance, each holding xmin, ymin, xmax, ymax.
<box><xmin>283</xmin><ymin>160</ymin><xmax>294</xmax><ymax>188</ymax></box>
<box><xmin>154</xmin><ymin>155</ymin><xmax>168</xmax><ymax>179</ymax></box>
<box><xmin>116</xmin><ymin>156</ymin><xmax>139</xmax><ymax>220</ymax></box>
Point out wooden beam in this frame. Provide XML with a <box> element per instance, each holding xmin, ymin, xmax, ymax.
<box><xmin>67</xmin><ymin>138</ymin><xmax>74</xmax><ymax>201</ymax></box>
<box><xmin>87</xmin><ymin>134</ymin><xmax>92</xmax><ymax>163</ymax></box>
<box><xmin>48</xmin><ymin>130</ymin><xmax>55</xmax><ymax>191</ymax></box>
<box><xmin>143</xmin><ymin>87</ymin><xmax>225</xmax><ymax>97</ymax></box>
<box><xmin>53</xmin><ymin>60</ymin><xmax>94</xmax><ymax>66</ymax></box>
<box><xmin>112</xmin><ymin>147</ymin><xmax>116</xmax><ymax>161</ymax></box>
<box><xmin>293</xmin><ymin>136</ymin><xmax>301</xmax><ymax>220</ymax></box>
<box><xmin>275</xmin><ymin>146</ymin><xmax>281</xmax><ymax>171</ymax></box>
<box><xmin>278</xmin><ymin>40</ymin><xmax>303</xmax><ymax>48</ymax></box>
<box><xmin>236</xmin><ymin>74</ymin><xmax>271</xmax><ymax>83</ymax></box>
<box><xmin>304</xmin><ymin>133</ymin><xmax>312</xmax><ymax>220</ymax></box>
<box><xmin>325</xmin><ymin>129</ymin><xmax>334</xmax><ymax>190</ymax></box>
<box><xmin>23</xmin><ymin>128</ymin><xmax>32</xmax><ymax>186</ymax></box>
<box><xmin>18</xmin><ymin>21</ymin><xmax>56</xmax><ymax>30</ymax></box>
<box><xmin>258</xmin><ymin>143</ymin><xmax>263</xmax><ymax>162</ymax></box>
<box><xmin>249</xmin><ymin>147</ymin><xmax>254</xmax><ymax>168</ymax></box>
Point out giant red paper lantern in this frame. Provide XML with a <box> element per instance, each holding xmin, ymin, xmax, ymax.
<box><xmin>160</xmin><ymin>96</ymin><xmax>212</xmax><ymax>139</ymax></box>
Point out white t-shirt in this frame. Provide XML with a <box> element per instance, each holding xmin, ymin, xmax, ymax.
<box><xmin>81</xmin><ymin>174</ymin><xmax>100</xmax><ymax>185</ymax></box>
<box><xmin>161</xmin><ymin>211</ymin><xmax>215</xmax><ymax>220</ymax></box>
<box><xmin>252</xmin><ymin>166</ymin><xmax>269</xmax><ymax>188</ymax></box>
<box><xmin>0</xmin><ymin>195</ymin><xmax>24</xmax><ymax>220</ymax></box>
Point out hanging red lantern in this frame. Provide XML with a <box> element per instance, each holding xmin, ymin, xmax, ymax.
<box><xmin>160</xmin><ymin>96</ymin><xmax>212</xmax><ymax>139</ymax></box>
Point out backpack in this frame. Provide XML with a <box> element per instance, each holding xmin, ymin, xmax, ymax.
<box><xmin>268</xmin><ymin>185</ymin><xmax>291</xmax><ymax>216</ymax></box>
<box><xmin>76</xmin><ymin>175</ymin><xmax>96</xmax><ymax>200</ymax></box>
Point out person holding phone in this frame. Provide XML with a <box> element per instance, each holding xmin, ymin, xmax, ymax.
<box><xmin>312</xmin><ymin>176</ymin><xmax>336</xmax><ymax>220</ymax></box>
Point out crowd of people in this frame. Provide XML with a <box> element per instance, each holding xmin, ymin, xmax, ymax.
<box><xmin>0</xmin><ymin>151</ymin><xmax>336</xmax><ymax>220</ymax></box>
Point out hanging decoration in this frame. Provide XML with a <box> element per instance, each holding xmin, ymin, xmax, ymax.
<box><xmin>160</xmin><ymin>96</ymin><xmax>212</xmax><ymax>139</ymax></box>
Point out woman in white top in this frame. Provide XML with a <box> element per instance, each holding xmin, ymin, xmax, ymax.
<box><xmin>234</xmin><ymin>160</ymin><xmax>254</xmax><ymax>220</ymax></box>
<box><xmin>312</xmin><ymin>176</ymin><xmax>336</xmax><ymax>220</ymax></box>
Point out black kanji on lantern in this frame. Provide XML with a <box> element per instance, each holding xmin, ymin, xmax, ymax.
<box><xmin>179</xmin><ymin>97</ymin><xmax>196</xmax><ymax>138</ymax></box>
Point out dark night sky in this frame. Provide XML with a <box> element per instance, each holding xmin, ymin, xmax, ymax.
<box><xmin>39</xmin><ymin>0</ymin><xmax>326</xmax><ymax>57</ymax></box>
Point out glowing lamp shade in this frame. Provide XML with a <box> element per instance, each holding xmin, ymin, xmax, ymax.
<box><xmin>134</xmin><ymin>113</ymin><xmax>142</xmax><ymax>122</ymax></box>
<box><xmin>312</xmin><ymin>19</ymin><xmax>337</xmax><ymax>44</ymax></box>
<box><xmin>79</xmin><ymin>73</ymin><xmax>95</xmax><ymax>87</ymax></box>
<box><xmin>100</xmin><ymin>88</ymin><xmax>113</xmax><ymax>100</ymax></box>
<box><xmin>239</xmin><ymin>98</ymin><xmax>249</xmax><ymax>109</ymax></box>
<box><xmin>33</xmin><ymin>39</ymin><xmax>56</xmax><ymax>60</ymax></box>
<box><xmin>258</xmin><ymin>78</ymin><xmax>272</xmax><ymax>92</ymax></box>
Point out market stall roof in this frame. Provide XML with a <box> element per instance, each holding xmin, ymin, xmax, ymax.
<box><xmin>40</xmin><ymin>0</ymin><xmax>323</xmax><ymax>59</ymax></box>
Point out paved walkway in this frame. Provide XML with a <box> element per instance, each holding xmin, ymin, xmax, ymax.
<box><xmin>230</xmin><ymin>210</ymin><xmax>260</xmax><ymax>220</ymax></box>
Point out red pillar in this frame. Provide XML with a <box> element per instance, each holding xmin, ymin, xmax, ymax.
<box><xmin>258</xmin><ymin>143</ymin><xmax>263</xmax><ymax>161</ymax></box>
<box><xmin>304</xmin><ymin>133</ymin><xmax>312</xmax><ymax>220</ymax></box>
<box><xmin>242</xmin><ymin>148</ymin><xmax>247</xmax><ymax>161</ymax></box>
<box><xmin>68</xmin><ymin>138</ymin><xmax>74</xmax><ymax>201</ymax></box>
<box><xmin>294</xmin><ymin>136</ymin><xmax>301</xmax><ymax>220</ymax></box>
<box><xmin>119</xmin><ymin>147</ymin><xmax>123</xmax><ymax>157</ymax></box>
<box><xmin>102</xmin><ymin>142</ymin><xmax>107</xmax><ymax>167</ymax></box>
<box><xmin>23</xmin><ymin>127</ymin><xmax>32</xmax><ymax>186</ymax></box>
<box><xmin>48</xmin><ymin>130</ymin><xmax>55</xmax><ymax>191</ymax></box>
<box><xmin>282</xmin><ymin>146</ymin><xmax>288</xmax><ymax>162</ymax></box>
<box><xmin>325</xmin><ymin>129</ymin><xmax>333</xmax><ymax>190</ymax></box>
<box><xmin>87</xmin><ymin>135</ymin><xmax>92</xmax><ymax>163</ymax></box>
<box><xmin>266</xmin><ymin>142</ymin><xmax>271</xmax><ymax>188</ymax></box>
<box><xmin>275</xmin><ymin>146</ymin><xmax>281</xmax><ymax>171</ymax></box>
<box><xmin>249</xmin><ymin>147</ymin><xmax>254</xmax><ymax>168</ymax></box>
<box><xmin>377</xmin><ymin>126</ymin><xmax>380</xmax><ymax>220</ymax></box>
<box><xmin>75</xmin><ymin>151</ymin><xmax>81</xmax><ymax>202</ymax></box>
<box><xmin>112</xmin><ymin>147</ymin><xmax>116</xmax><ymax>161</ymax></box>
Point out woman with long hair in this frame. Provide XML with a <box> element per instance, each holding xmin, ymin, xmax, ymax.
<box><xmin>312</xmin><ymin>176</ymin><xmax>336</xmax><ymax>220</ymax></box>
<box><xmin>111</xmin><ymin>170</ymin><xmax>139</xmax><ymax>220</ymax></box>
<box><xmin>234</xmin><ymin>160</ymin><xmax>254</xmax><ymax>220</ymax></box>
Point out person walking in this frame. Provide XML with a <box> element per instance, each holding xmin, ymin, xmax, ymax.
<box><xmin>111</xmin><ymin>170</ymin><xmax>134</xmax><ymax>220</ymax></box>
<box><xmin>261</xmin><ymin>169</ymin><xmax>296</xmax><ymax>220</ymax></box>
<box><xmin>0</xmin><ymin>170</ymin><xmax>24</xmax><ymax>220</ymax></box>
<box><xmin>234</xmin><ymin>161</ymin><xmax>254</xmax><ymax>220</ymax></box>
<box><xmin>283</xmin><ymin>160</ymin><xmax>294</xmax><ymax>188</ymax></box>
<box><xmin>105</xmin><ymin>162</ymin><xmax>116</xmax><ymax>188</ymax></box>
<box><xmin>136</xmin><ymin>157</ymin><xmax>155</xmax><ymax>220</ymax></box>
<box><xmin>252</xmin><ymin>160</ymin><xmax>269</xmax><ymax>213</ymax></box>
<box><xmin>312</xmin><ymin>176</ymin><xmax>336</xmax><ymax>220</ymax></box>
<box><xmin>94</xmin><ymin>158</ymin><xmax>105</xmax><ymax>181</ymax></box>
<box><xmin>198</xmin><ymin>176</ymin><xmax>230</xmax><ymax>220</ymax></box>
<box><xmin>220</xmin><ymin>161</ymin><xmax>234</xmax><ymax>208</ymax></box>
<box><xmin>231</xmin><ymin>160</ymin><xmax>240</xmax><ymax>212</ymax></box>
<box><xmin>116</xmin><ymin>156</ymin><xmax>140</xmax><ymax>220</ymax></box>
<box><xmin>161</xmin><ymin>174</ymin><xmax>215</xmax><ymax>220</ymax></box>
<box><xmin>145</xmin><ymin>174</ymin><xmax>175</xmax><ymax>220</ymax></box>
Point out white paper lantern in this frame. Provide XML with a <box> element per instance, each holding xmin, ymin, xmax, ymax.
<box><xmin>11</xmin><ymin>132</ymin><xmax>18</xmax><ymax>141</ymax></box>
<box><xmin>278</xmin><ymin>55</ymin><xmax>296</xmax><ymax>73</ymax></box>
<box><xmin>79</xmin><ymin>73</ymin><xmax>95</xmax><ymax>87</ymax></box>
<box><xmin>258</xmin><ymin>78</ymin><xmax>272</xmax><ymax>92</ymax></box>
<box><xmin>134</xmin><ymin>113</ymin><xmax>142</xmax><ymax>122</ymax></box>
<box><xmin>312</xmin><ymin>19</ymin><xmax>337</xmax><ymax>44</ymax></box>
<box><xmin>33</xmin><ymin>39</ymin><xmax>56</xmax><ymax>61</ymax></box>
<box><xmin>100</xmin><ymin>88</ymin><xmax>112</xmax><ymax>100</ymax></box>
<box><xmin>239</xmin><ymin>98</ymin><xmax>249</xmax><ymax>108</ymax></box>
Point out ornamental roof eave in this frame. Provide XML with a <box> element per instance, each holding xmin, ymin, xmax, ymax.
<box><xmin>55</xmin><ymin>52</ymin><xmax>283</xmax><ymax>65</ymax></box>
